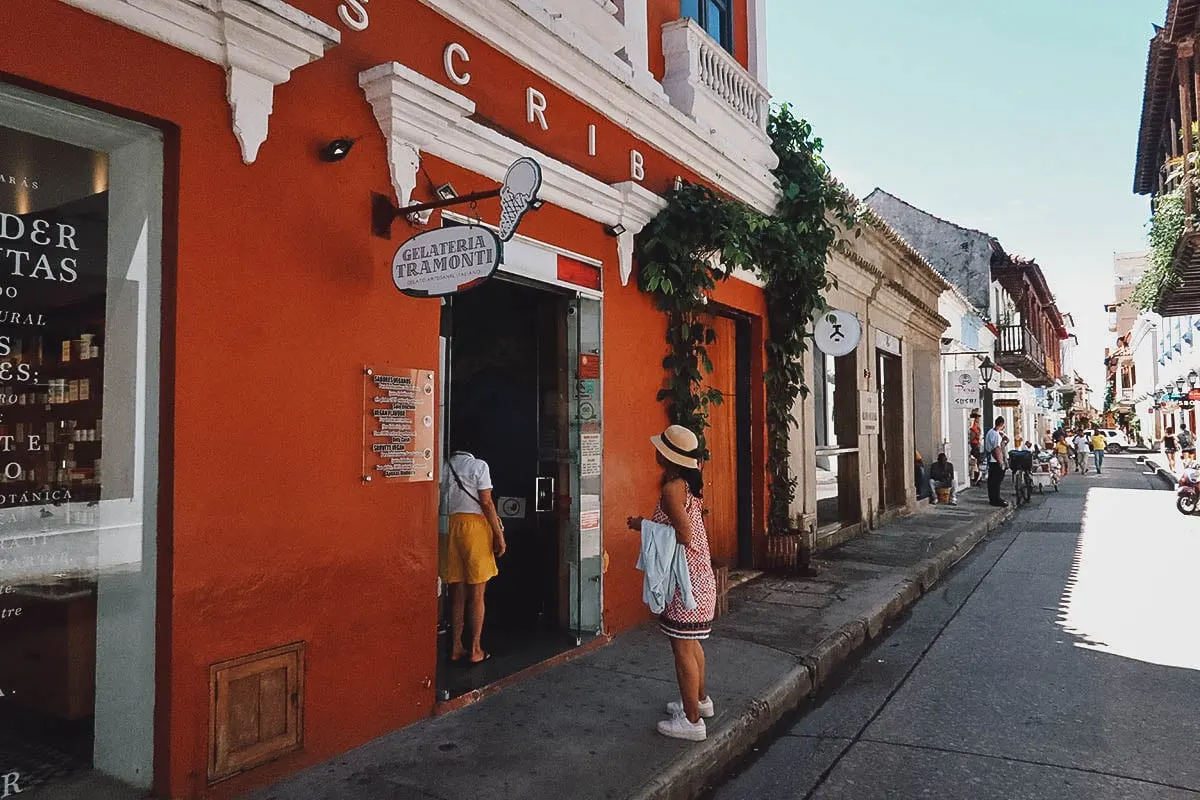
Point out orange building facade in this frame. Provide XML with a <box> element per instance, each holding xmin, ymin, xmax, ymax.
<box><xmin>0</xmin><ymin>0</ymin><xmax>780</xmax><ymax>797</ymax></box>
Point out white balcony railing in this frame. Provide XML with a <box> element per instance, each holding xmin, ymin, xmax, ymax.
<box><xmin>661</xmin><ymin>17</ymin><xmax>770</xmax><ymax>140</ymax></box>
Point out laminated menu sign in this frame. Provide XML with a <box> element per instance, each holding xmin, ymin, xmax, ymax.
<box><xmin>363</xmin><ymin>368</ymin><xmax>436</xmax><ymax>482</ymax></box>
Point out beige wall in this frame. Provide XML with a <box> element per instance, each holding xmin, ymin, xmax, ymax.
<box><xmin>791</xmin><ymin>222</ymin><xmax>948</xmax><ymax>547</ymax></box>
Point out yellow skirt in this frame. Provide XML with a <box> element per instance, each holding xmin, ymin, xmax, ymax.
<box><xmin>441</xmin><ymin>513</ymin><xmax>498</xmax><ymax>585</ymax></box>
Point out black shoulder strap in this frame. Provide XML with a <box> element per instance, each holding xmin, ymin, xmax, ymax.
<box><xmin>447</xmin><ymin>456</ymin><xmax>482</xmax><ymax>506</ymax></box>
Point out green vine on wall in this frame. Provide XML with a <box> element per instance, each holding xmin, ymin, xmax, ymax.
<box><xmin>635</xmin><ymin>104</ymin><xmax>856</xmax><ymax>536</ymax></box>
<box><xmin>1133</xmin><ymin>186</ymin><xmax>1188</xmax><ymax>311</ymax></box>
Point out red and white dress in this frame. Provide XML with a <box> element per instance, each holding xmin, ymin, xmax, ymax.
<box><xmin>654</xmin><ymin>486</ymin><xmax>717</xmax><ymax>640</ymax></box>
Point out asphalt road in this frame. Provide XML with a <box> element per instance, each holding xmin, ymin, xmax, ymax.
<box><xmin>710</xmin><ymin>453</ymin><xmax>1200</xmax><ymax>800</ymax></box>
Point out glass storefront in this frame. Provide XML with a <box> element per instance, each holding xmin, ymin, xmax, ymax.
<box><xmin>0</xmin><ymin>83</ymin><xmax>162</xmax><ymax>794</ymax></box>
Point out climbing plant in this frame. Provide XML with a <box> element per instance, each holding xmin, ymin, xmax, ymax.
<box><xmin>1133</xmin><ymin>186</ymin><xmax>1188</xmax><ymax>311</ymax></box>
<box><xmin>635</xmin><ymin>104</ymin><xmax>856</xmax><ymax>535</ymax></box>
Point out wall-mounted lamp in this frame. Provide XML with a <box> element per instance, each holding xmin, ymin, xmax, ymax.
<box><xmin>435</xmin><ymin>183</ymin><xmax>458</xmax><ymax>201</ymax></box>
<box><xmin>978</xmin><ymin>356</ymin><xmax>995</xmax><ymax>388</ymax></box>
<box><xmin>530</xmin><ymin>199</ymin><xmax>545</xmax><ymax>210</ymax></box>
<box><xmin>605</xmin><ymin>223</ymin><xmax>627</xmax><ymax>237</ymax></box>
<box><xmin>318</xmin><ymin>138</ymin><xmax>356</xmax><ymax>162</ymax></box>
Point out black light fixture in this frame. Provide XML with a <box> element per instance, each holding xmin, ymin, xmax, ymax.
<box><xmin>605</xmin><ymin>223</ymin><xmax>627</xmax><ymax>237</ymax></box>
<box><xmin>979</xmin><ymin>356</ymin><xmax>995</xmax><ymax>388</ymax></box>
<box><xmin>318</xmin><ymin>138</ymin><xmax>356</xmax><ymax>162</ymax></box>
<box><xmin>435</xmin><ymin>183</ymin><xmax>458</xmax><ymax>201</ymax></box>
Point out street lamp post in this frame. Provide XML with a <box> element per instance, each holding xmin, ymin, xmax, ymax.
<box><xmin>978</xmin><ymin>356</ymin><xmax>995</xmax><ymax>429</ymax></box>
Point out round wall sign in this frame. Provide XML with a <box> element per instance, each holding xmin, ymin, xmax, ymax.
<box><xmin>814</xmin><ymin>310</ymin><xmax>861</xmax><ymax>357</ymax></box>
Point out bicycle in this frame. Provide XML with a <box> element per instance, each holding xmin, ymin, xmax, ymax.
<box><xmin>1008</xmin><ymin>450</ymin><xmax>1034</xmax><ymax>506</ymax></box>
<box><xmin>1012</xmin><ymin>466</ymin><xmax>1033</xmax><ymax>506</ymax></box>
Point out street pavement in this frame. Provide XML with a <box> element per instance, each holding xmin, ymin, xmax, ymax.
<box><xmin>710</xmin><ymin>453</ymin><xmax>1200</xmax><ymax>799</ymax></box>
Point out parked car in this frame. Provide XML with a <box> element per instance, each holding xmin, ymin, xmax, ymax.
<box><xmin>1084</xmin><ymin>429</ymin><xmax>1130</xmax><ymax>453</ymax></box>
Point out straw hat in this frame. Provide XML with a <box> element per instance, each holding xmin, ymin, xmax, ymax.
<box><xmin>651</xmin><ymin>425</ymin><xmax>701</xmax><ymax>470</ymax></box>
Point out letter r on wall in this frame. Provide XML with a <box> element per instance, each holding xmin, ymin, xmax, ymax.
<box><xmin>527</xmin><ymin>88</ymin><xmax>549</xmax><ymax>131</ymax></box>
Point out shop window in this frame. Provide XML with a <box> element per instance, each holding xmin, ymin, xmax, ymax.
<box><xmin>681</xmin><ymin>0</ymin><xmax>734</xmax><ymax>52</ymax></box>
<box><xmin>0</xmin><ymin>83</ymin><xmax>162</xmax><ymax>793</ymax></box>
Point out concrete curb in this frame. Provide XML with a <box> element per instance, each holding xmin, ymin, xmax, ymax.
<box><xmin>630</xmin><ymin>502</ymin><xmax>1014</xmax><ymax>800</ymax></box>
<box><xmin>1140</xmin><ymin>456</ymin><xmax>1179</xmax><ymax>489</ymax></box>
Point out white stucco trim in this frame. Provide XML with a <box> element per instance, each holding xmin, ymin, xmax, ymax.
<box><xmin>413</xmin><ymin>0</ymin><xmax>779</xmax><ymax>213</ymax></box>
<box><xmin>359</xmin><ymin>62</ymin><xmax>665</xmax><ymax>284</ymax></box>
<box><xmin>60</xmin><ymin>0</ymin><xmax>339</xmax><ymax>163</ymax></box>
<box><xmin>748</xmin><ymin>0</ymin><xmax>768</xmax><ymax>86</ymax></box>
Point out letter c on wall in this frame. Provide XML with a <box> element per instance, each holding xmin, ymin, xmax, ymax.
<box><xmin>444</xmin><ymin>43</ymin><xmax>471</xmax><ymax>86</ymax></box>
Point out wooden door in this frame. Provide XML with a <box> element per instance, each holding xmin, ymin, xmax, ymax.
<box><xmin>703</xmin><ymin>315</ymin><xmax>739</xmax><ymax>567</ymax></box>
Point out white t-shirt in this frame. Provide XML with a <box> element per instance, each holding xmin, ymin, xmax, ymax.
<box><xmin>1073</xmin><ymin>436</ymin><xmax>1090</xmax><ymax>453</ymax></box>
<box><xmin>443</xmin><ymin>452</ymin><xmax>493</xmax><ymax>515</ymax></box>
<box><xmin>984</xmin><ymin>428</ymin><xmax>1004</xmax><ymax>463</ymax></box>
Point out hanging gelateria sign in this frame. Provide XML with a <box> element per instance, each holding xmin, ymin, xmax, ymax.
<box><xmin>391</xmin><ymin>224</ymin><xmax>501</xmax><ymax>297</ymax></box>
<box><xmin>387</xmin><ymin>158</ymin><xmax>543</xmax><ymax>296</ymax></box>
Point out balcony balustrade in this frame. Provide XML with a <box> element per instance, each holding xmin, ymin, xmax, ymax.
<box><xmin>661</xmin><ymin>17</ymin><xmax>772</xmax><ymax>159</ymax></box>
<box><xmin>995</xmin><ymin>324</ymin><xmax>1053</xmax><ymax>387</ymax></box>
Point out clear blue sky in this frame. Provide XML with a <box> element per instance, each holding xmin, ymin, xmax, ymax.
<box><xmin>767</xmin><ymin>0</ymin><xmax>1165</xmax><ymax>392</ymax></box>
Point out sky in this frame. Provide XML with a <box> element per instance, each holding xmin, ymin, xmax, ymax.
<box><xmin>767</xmin><ymin>0</ymin><xmax>1165</xmax><ymax>392</ymax></box>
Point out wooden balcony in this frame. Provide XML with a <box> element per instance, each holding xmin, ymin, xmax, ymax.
<box><xmin>1157</xmin><ymin>230</ymin><xmax>1200</xmax><ymax>315</ymax></box>
<box><xmin>995</xmin><ymin>324</ymin><xmax>1054</xmax><ymax>387</ymax></box>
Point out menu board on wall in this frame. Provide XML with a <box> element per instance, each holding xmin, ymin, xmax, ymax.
<box><xmin>0</xmin><ymin>125</ymin><xmax>109</xmax><ymax>514</ymax></box>
<box><xmin>363</xmin><ymin>368</ymin><xmax>435</xmax><ymax>482</ymax></box>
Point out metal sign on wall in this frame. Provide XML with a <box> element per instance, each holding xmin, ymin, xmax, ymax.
<box><xmin>948</xmin><ymin>370</ymin><xmax>980</xmax><ymax>408</ymax></box>
<box><xmin>859</xmin><ymin>391</ymin><xmax>880</xmax><ymax>435</ymax></box>
<box><xmin>814</xmin><ymin>310</ymin><xmax>861</xmax><ymax>357</ymax></box>
<box><xmin>363</xmin><ymin>368</ymin><xmax>436</xmax><ymax>482</ymax></box>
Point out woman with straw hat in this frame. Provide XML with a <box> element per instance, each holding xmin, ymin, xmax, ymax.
<box><xmin>627</xmin><ymin>424</ymin><xmax>717</xmax><ymax>741</ymax></box>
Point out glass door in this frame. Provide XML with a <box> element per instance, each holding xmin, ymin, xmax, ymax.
<box><xmin>568</xmin><ymin>296</ymin><xmax>602</xmax><ymax>639</ymax></box>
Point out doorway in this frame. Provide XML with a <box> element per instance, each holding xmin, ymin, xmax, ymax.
<box><xmin>437</xmin><ymin>277</ymin><xmax>596</xmax><ymax>700</ymax></box>
<box><xmin>876</xmin><ymin>350</ymin><xmax>906</xmax><ymax>510</ymax></box>
<box><xmin>700</xmin><ymin>313</ymin><xmax>753</xmax><ymax>569</ymax></box>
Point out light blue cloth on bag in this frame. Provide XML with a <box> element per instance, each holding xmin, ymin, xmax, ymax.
<box><xmin>636</xmin><ymin>520</ymin><xmax>697</xmax><ymax>615</ymax></box>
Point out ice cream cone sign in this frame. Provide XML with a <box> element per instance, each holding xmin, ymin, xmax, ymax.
<box><xmin>498</xmin><ymin>157</ymin><xmax>542</xmax><ymax>241</ymax></box>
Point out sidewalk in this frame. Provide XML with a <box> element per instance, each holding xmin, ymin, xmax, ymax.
<box><xmin>252</xmin><ymin>491</ymin><xmax>1017</xmax><ymax>800</ymax></box>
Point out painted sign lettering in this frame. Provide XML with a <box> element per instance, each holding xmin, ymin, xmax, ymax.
<box><xmin>392</xmin><ymin>225</ymin><xmax>501</xmax><ymax>297</ymax></box>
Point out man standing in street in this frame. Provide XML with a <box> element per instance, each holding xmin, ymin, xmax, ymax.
<box><xmin>1072</xmin><ymin>429</ymin><xmax>1090</xmax><ymax>474</ymax></box>
<box><xmin>986</xmin><ymin>416</ymin><xmax>1008</xmax><ymax>507</ymax></box>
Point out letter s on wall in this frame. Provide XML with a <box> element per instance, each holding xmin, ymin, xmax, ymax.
<box><xmin>338</xmin><ymin>0</ymin><xmax>369</xmax><ymax>31</ymax></box>
<box><xmin>445</xmin><ymin>43</ymin><xmax>471</xmax><ymax>86</ymax></box>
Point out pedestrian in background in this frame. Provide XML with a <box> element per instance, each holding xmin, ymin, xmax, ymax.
<box><xmin>1180</xmin><ymin>425</ymin><xmax>1196</xmax><ymax>462</ymax></box>
<box><xmin>628</xmin><ymin>425</ymin><xmax>716</xmax><ymax>742</ymax></box>
<box><xmin>985</xmin><ymin>416</ymin><xmax>1008</xmax><ymax>507</ymax></box>
<box><xmin>1072</xmin><ymin>430</ymin><xmax>1090</xmax><ymax>474</ymax></box>
<box><xmin>1054</xmin><ymin>436</ymin><xmax>1070</xmax><ymax>478</ymax></box>
<box><xmin>1090</xmin><ymin>429</ymin><xmax>1108</xmax><ymax>474</ymax></box>
<box><xmin>1165</xmin><ymin>426</ymin><xmax>1179</xmax><ymax>473</ymax></box>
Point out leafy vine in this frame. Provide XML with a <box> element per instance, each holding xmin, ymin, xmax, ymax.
<box><xmin>635</xmin><ymin>104</ymin><xmax>856</xmax><ymax>535</ymax></box>
<box><xmin>1133</xmin><ymin>186</ymin><xmax>1188</xmax><ymax>311</ymax></box>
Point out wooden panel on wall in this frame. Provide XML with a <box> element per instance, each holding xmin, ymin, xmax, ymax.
<box><xmin>703</xmin><ymin>314</ymin><xmax>739</xmax><ymax>567</ymax></box>
<box><xmin>209</xmin><ymin>641</ymin><xmax>305</xmax><ymax>784</ymax></box>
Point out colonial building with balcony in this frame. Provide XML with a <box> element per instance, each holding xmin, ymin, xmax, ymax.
<box><xmin>1134</xmin><ymin>0</ymin><xmax>1200</xmax><ymax>314</ymax></box>
<box><xmin>864</xmin><ymin>189</ymin><xmax>1072</xmax><ymax>442</ymax></box>
<box><xmin>0</xmin><ymin>0</ymin><xmax>787</xmax><ymax>797</ymax></box>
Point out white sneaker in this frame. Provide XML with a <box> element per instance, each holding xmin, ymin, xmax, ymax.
<box><xmin>656</xmin><ymin>714</ymin><xmax>706</xmax><ymax>741</ymax></box>
<box><xmin>665</xmin><ymin>696</ymin><xmax>715</xmax><ymax>718</ymax></box>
